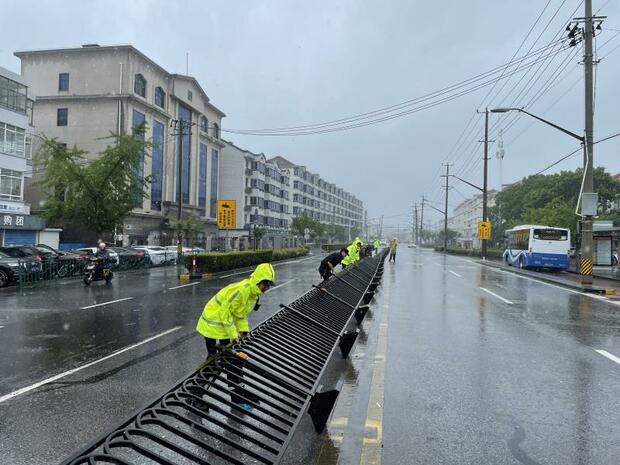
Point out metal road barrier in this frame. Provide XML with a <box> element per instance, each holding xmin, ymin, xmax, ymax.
<box><xmin>60</xmin><ymin>250</ymin><xmax>388</xmax><ymax>465</ymax></box>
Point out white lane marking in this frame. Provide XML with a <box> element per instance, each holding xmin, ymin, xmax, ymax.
<box><xmin>480</xmin><ymin>287</ymin><xmax>513</xmax><ymax>305</ymax></box>
<box><xmin>449</xmin><ymin>270</ymin><xmax>462</xmax><ymax>278</ymax></box>
<box><xmin>433</xmin><ymin>262</ymin><xmax>443</xmax><ymax>267</ymax></box>
<box><xmin>80</xmin><ymin>297</ymin><xmax>134</xmax><ymax>310</ymax></box>
<box><xmin>168</xmin><ymin>282</ymin><xmax>200</xmax><ymax>290</ymax></box>
<box><xmin>0</xmin><ymin>325</ymin><xmax>4</xmax><ymax>329</ymax></box>
<box><xmin>267</xmin><ymin>278</ymin><xmax>296</xmax><ymax>292</ymax></box>
<box><xmin>450</xmin><ymin>255</ymin><xmax>620</xmax><ymax>303</ymax></box>
<box><xmin>0</xmin><ymin>326</ymin><xmax>182</xmax><ymax>404</ymax></box>
<box><xmin>595</xmin><ymin>349</ymin><xmax>620</xmax><ymax>365</ymax></box>
<box><xmin>218</xmin><ymin>256</ymin><xmax>316</xmax><ymax>279</ymax></box>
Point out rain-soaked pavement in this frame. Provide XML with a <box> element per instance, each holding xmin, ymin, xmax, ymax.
<box><xmin>1</xmin><ymin>248</ymin><xmax>619</xmax><ymax>465</ymax></box>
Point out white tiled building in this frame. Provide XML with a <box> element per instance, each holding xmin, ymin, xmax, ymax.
<box><xmin>15</xmin><ymin>44</ymin><xmax>225</xmax><ymax>248</ymax></box>
<box><xmin>448</xmin><ymin>190</ymin><xmax>497</xmax><ymax>249</ymax></box>
<box><xmin>0</xmin><ymin>66</ymin><xmax>60</xmax><ymax>246</ymax></box>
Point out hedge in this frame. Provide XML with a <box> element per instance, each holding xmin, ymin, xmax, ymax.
<box><xmin>433</xmin><ymin>246</ymin><xmax>504</xmax><ymax>259</ymax></box>
<box><xmin>184</xmin><ymin>247</ymin><xmax>309</xmax><ymax>273</ymax></box>
<box><xmin>322</xmin><ymin>243</ymin><xmax>349</xmax><ymax>252</ymax></box>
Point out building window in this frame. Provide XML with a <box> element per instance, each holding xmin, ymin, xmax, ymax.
<box><xmin>0</xmin><ymin>75</ymin><xmax>27</xmax><ymax>114</ymax></box>
<box><xmin>187</xmin><ymin>90</ymin><xmax>193</xmax><ymax>101</ymax></box>
<box><xmin>177</xmin><ymin>103</ymin><xmax>192</xmax><ymax>205</ymax></box>
<box><xmin>0</xmin><ymin>123</ymin><xmax>27</xmax><ymax>157</ymax></box>
<box><xmin>209</xmin><ymin>149</ymin><xmax>219</xmax><ymax>218</ymax></box>
<box><xmin>58</xmin><ymin>73</ymin><xmax>69</xmax><ymax>91</ymax></box>
<box><xmin>200</xmin><ymin>116</ymin><xmax>209</xmax><ymax>132</ymax></box>
<box><xmin>57</xmin><ymin>108</ymin><xmax>68</xmax><ymax>126</ymax></box>
<box><xmin>212</xmin><ymin>123</ymin><xmax>219</xmax><ymax>139</ymax></box>
<box><xmin>154</xmin><ymin>86</ymin><xmax>165</xmax><ymax>108</ymax></box>
<box><xmin>0</xmin><ymin>168</ymin><xmax>23</xmax><ymax>201</ymax></box>
<box><xmin>151</xmin><ymin>120</ymin><xmax>164</xmax><ymax>210</ymax></box>
<box><xmin>134</xmin><ymin>74</ymin><xmax>146</xmax><ymax>97</ymax></box>
<box><xmin>132</xmin><ymin>110</ymin><xmax>146</xmax><ymax>207</ymax></box>
<box><xmin>199</xmin><ymin>143</ymin><xmax>208</xmax><ymax>215</ymax></box>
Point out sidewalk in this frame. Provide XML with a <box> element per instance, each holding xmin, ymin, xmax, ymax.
<box><xmin>478</xmin><ymin>259</ymin><xmax>620</xmax><ymax>295</ymax></box>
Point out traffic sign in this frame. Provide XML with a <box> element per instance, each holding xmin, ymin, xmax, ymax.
<box><xmin>477</xmin><ymin>221</ymin><xmax>491</xmax><ymax>240</ymax></box>
<box><xmin>217</xmin><ymin>200</ymin><xmax>237</xmax><ymax>229</ymax></box>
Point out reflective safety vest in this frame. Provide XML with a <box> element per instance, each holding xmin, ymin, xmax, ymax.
<box><xmin>373</xmin><ymin>239</ymin><xmax>380</xmax><ymax>250</ymax></box>
<box><xmin>341</xmin><ymin>242</ymin><xmax>360</xmax><ymax>266</ymax></box>
<box><xmin>196</xmin><ymin>279</ymin><xmax>261</xmax><ymax>340</ymax></box>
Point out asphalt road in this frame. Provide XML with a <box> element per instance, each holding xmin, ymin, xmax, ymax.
<box><xmin>1</xmin><ymin>247</ymin><xmax>619</xmax><ymax>465</ymax></box>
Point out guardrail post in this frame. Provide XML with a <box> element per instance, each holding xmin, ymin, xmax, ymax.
<box><xmin>354</xmin><ymin>305</ymin><xmax>370</xmax><ymax>325</ymax></box>
<box><xmin>18</xmin><ymin>259</ymin><xmax>23</xmax><ymax>290</ymax></box>
<box><xmin>308</xmin><ymin>386</ymin><xmax>339</xmax><ymax>433</ymax></box>
<box><xmin>338</xmin><ymin>329</ymin><xmax>359</xmax><ymax>358</ymax></box>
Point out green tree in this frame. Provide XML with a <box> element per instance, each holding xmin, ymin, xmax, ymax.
<box><xmin>36</xmin><ymin>129</ymin><xmax>152</xmax><ymax>236</ymax></box>
<box><xmin>165</xmin><ymin>214</ymin><xmax>205</xmax><ymax>246</ymax></box>
<box><xmin>491</xmin><ymin>167</ymin><xmax>620</xmax><ymax>243</ymax></box>
<box><xmin>291</xmin><ymin>214</ymin><xmax>324</xmax><ymax>239</ymax></box>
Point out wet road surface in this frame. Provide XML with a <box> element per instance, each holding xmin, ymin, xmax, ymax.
<box><xmin>2</xmin><ymin>248</ymin><xmax>620</xmax><ymax>465</ymax></box>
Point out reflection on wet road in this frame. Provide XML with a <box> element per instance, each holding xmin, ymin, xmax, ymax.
<box><xmin>1</xmin><ymin>248</ymin><xmax>619</xmax><ymax>465</ymax></box>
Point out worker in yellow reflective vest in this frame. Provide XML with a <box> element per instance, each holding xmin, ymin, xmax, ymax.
<box><xmin>373</xmin><ymin>238</ymin><xmax>381</xmax><ymax>255</ymax></box>
<box><xmin>195</xmin><ymin>262</ymin><xmax>276</xmax><ymax>410</ymax></box>
<box><xmin>341</xmin><ymin>239</ymin><xmax>362</xmax><ymax>268</ymax></box>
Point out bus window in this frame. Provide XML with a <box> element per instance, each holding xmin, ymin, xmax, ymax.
<box><xmin>533</xmin><ymin>229</ymin><xmax>568</xmax><ymax>241</ymax></box>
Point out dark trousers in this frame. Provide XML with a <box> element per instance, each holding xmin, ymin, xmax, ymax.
<box><xmin>204</xmin><ymin>337</ymin><xmax>258</xmax><ymax>405</ymax></box>
<box><xmin>318</xmin><ymin>264</ymin><xmax>332</xmax><ymax>281</ymax></box>
<box><xmin>389</xmin><ymin>251</ymin><xmax>396</xmax><ymax>262</ymax></box>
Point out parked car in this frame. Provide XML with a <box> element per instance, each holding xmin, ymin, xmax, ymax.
<box><xmin>0</xmin><ymin>245</ymin><xmax>44</xmax><ymax>272</ymax></box>
<box><xmin>132</xmin><ymin>246</ymin><xmax>170</xmax><ymax>266</ymax></box>
<box><xmin>0</xmin><ymin>249</ymin><xmax>42</xmax><ymax>286</ymax></box>
<box><xmin>74</xmin><ymin>247</ymin><xmax>120</xmax><ymax>266</ymax></box>
<box><xmin>108</xmin><ymin>247</ymin><xmax>147</xmax><ymax>269</ymax></box>
<box><xmin>34</xmin><ymin>244</ymin><xmax>85</xmax><ymax>277</ymax></box>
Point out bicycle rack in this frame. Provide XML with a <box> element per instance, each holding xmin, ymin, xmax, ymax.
<box><xmin>61</xmin><ymin>250</ymin><xmax>388</xmax><ymax>465</ymax></box>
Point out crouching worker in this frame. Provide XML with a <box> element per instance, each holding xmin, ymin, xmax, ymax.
<box><xmin>195</xmin><ymin>263</ymin><xmax>276</xmax><ymax>411</ymax></box>
<box><xmin>318</xmin><ymin>248</ymin><xmax>349</xmax><ymax>281</ymax></box>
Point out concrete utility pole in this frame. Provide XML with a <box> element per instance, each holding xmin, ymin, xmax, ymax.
<box><xmin>420</xmin><ymin>196</ymin><xmax>425</xmax><ymax>245</ymax></box>
<box><xmin>581</xmin><ymin>0</ymin><xmax>596</xmax><ymax>285</ymax></box>
<box><xmin>413</xmin><ymin>203</ymin><xmax>418</xmax><ymax>244</ymax></box>
<box><xmin>171</xmin><ymin>119</ymin><xmax>192</xmax><ymax>260</ymax></box>
<box><xmin>441</xmin><ymin>163</ymin><xmax>452</xmax><ymax>252</ymax></box>
<box><xmin>482</xmin><ymin>109</ymin><xmax>489</xmax><ymax>261</ymax></box>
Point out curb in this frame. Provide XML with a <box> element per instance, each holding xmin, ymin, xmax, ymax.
<box><xmin>476</xmin><ymin>260</ymin><xmax>609</xmax><ymax>295</ymax></box>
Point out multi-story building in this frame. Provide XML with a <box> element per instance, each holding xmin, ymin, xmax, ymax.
<box><xmin>219</xmin><ymin>145</ymin><xmax>365</xmax><ymax>248</ymax></box>
<box><xmin>448</xmin><ymin>190</ymin><xmax>497</xmax><ymax>249</ymax></box>
<box><xmin>270</xmin><ymin>156</ymin><xmax>364</xmax><ymax>235</ymax></box>
<box><xmin>0</xmin><ymin>66</ymin><xmax>59</xmax><ymax>246</ymax></box>
<box><xmin>220</xmin><ymin>141</ymin><xmax>292</xmax><ymax>249</ymax></box>
<box><xmin>15</xmin><ymin>44</ymin><xmax>225</xmax><ymax>247</ymax></box>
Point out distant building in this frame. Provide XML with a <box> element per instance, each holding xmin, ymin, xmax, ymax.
<box><xmin>219</xmin><ymin>141</ymin><xmax>292</xmax><ymax>250</ymax></box>
<box><xmin>448</xmin><ymin>190</ymin><xmax>497</xmax><ymax>249</ymax></box>
<box><xmin>269</xmin><ymin>156</ymin><xmax>364</xmax><ymax>236</ymax></box>
<box><xmin>0</xmin><ymin>66</ymin><xmax>60</xmax><ymax>247</ymax></box>
<box><xmin>15</xmin><ymin>44</ymin><xmax>225</xmax><ymax>248</ymax></box>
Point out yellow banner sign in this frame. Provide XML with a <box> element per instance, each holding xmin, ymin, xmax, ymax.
<box><xmin>217</xmin><ymin>200</ymin><xmax>237</xmax><ymax>229</ymax></box>
<box><xmin>477</xmin><ymin>221</ymin><xmax>491</xmax><ymax>240</ymax></box>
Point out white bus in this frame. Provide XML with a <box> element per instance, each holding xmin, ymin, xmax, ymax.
<box><xmin>503</xmin><ymin>225</ymin><xmax>570</xmax><ymax>270</ymax></box>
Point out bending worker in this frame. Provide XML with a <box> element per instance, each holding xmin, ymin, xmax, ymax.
<box><xmin>195</xmin><ymin>263</ymin><xmax>276</xmax><ymax>410</ymax></box>
<box><xmin>318</xmin><ymin>247</ymin><xmax>349</xmax><ymax>281</ymax></box>
<box><xmin>341</xmin><ymin>238</ymin><xmax>362</xmax><ymax>269</ymax></box>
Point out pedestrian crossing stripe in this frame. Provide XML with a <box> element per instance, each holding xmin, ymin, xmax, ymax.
<box><xmin>580</xmin><ymin>258</ymin><xmax>593</xmax><ymax>276</ymax></box>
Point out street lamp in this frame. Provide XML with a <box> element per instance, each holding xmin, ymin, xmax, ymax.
<box><xmin>490</xmin><ymin>107</ymin><xmax>594</xmax><ymax>286</ymax></box>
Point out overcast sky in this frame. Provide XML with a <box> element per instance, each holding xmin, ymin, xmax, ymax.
<box><xmin>1</xmin><ymin>0</ymin><xmax>618</xmax><ymax>229</ymax></box>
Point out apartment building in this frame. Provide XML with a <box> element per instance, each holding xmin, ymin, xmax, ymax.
<box><xmin>15</xmin><ymin>44</ymin><xmax>225</xmax><ymax>247</ymax></box>
<box><xmin>270</xmin><ymin>156</ymin><xmax>364</xmax><ymax>235</ymax></box>
<box><xmin>220</xmin><ymin>141</ymin><xmax>292</xmax><ymax>249</ymax></box>
<box><xmin>0</xmin><ymin>66</ymin><xmax>59</xmax><ymax>246</ymax></box>
<box><xmin>448</xmin><ymin>190</ymin><xmax>497</xmax><ymax>249</ymax></box>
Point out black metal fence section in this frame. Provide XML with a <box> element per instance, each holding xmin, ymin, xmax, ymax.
<box><xmin>61</xmin><ymin>250</ymin><xmax>388</xmax><ymax>465</ymax></box>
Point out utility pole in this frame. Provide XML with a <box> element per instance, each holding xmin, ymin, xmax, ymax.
<box><xmin>441</xmin><ymin>163</ymin><xmax>452</xmax><ymax>252</ymax></box>
<box><xmin>581</xmin><ymin>0</ymin><xmax>595</xmax><ymax>285</ymax></box>
<box><xmin>171</xmin><ymin>119</ymin><xmax>192</xmax><ymax>260</ymax></box>
<box><xmin>420</xmin><ymin>196</ymin><xmax>425</xmax><ymax>246</ymax></box>
<box><xmin>413</xmin><ymin>203</ymin><xmax>418</xmax><ymax>244</ymax></box>
<box><xmin>481</xmin><ymin>109</ymin><xmax>490</xmax><ymax>260</ymax></box>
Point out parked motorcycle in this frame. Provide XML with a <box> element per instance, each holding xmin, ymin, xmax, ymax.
<box><xmin>83</xmin><ymin>257</ymin><xmax>113</xmax><ymax>286</ymax></box>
